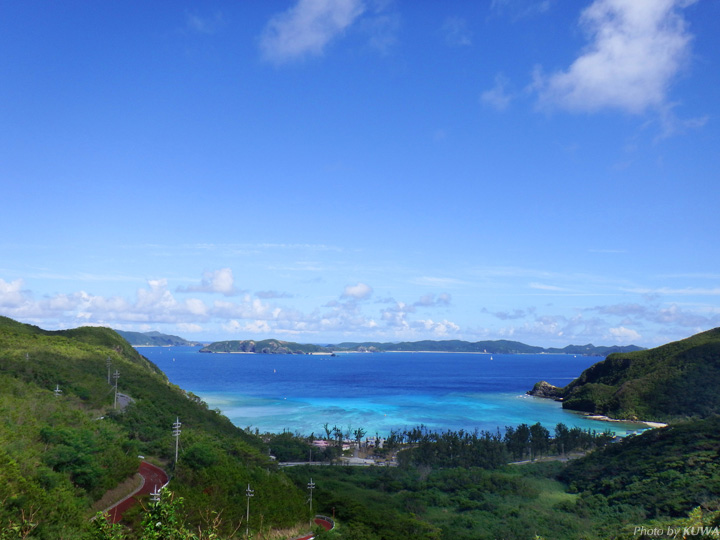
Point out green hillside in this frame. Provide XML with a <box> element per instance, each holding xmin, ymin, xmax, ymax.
<box><xmin>557</xmin><ymin>327</ymin><xmax>720</xmax><ymax>421</ymax></box>
<box><xmin>0</xmin><ymin>317</ymin><xmax>308</xmax><ymax>538</ymax></box>
<box><xmin>560</xmin><ymin>415</ymin><xmax>720</xmax><ymax>517</ymax></box>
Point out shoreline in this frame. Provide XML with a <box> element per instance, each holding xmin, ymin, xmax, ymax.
<box><xmin>582</xmin><ymin>414</ymin><xmax>668</xmax><ymax>430</ymax></box>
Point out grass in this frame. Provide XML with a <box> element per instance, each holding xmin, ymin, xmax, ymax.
<box><xmin>91</xmin><ymin>473</ymin><xmax>144</xmax><ymax>514</ymax></box>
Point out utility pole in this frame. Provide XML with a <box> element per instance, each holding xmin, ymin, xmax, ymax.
<box><xmin>172</xmin><ymin>417</ymin><xmax>182</xmax><ymax>465</ymax></box>
<box><xmin>106</xmin><ymin>357</ymin><xmax>112</xmax><ymax>385</ymax></box>
<box><xmin>54</xmin><ymin>384</ymin><xmax>62</xmax><ymax>397</ymax></box>
<box><xmin>150</xmin><ymin>485</ymin><xmax>161</xmax><ymax>504</ymax></box>
<box><xmin>112</xmin><ymin>370</ymin><xmax>120</xmax><ymax>409</ymax></box>
<box><xmin>245</xmin><ymin>484</ymin><xmax>254</xmax><ymax>538</ymax></box>
<box><xmin>307</xmin><ymin>477</ymin><xmax>315</xmax><ymax>516</ymax></box>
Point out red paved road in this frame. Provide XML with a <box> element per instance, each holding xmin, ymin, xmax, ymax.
<box><xmin>294</xmin><ymin>517</ymin><xmax>334</xmax><ymax>540</ymax></box>
<box><xmin>107</xmin><ymin>462</ymin><xmax>168</xmax><ymax>523</ymax></box>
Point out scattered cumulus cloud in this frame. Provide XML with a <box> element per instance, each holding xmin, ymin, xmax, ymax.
<box><xmin>342</xmin><ymin>282</ymin><xmax>373</xmax><ymax>300</ymax></box>
<box><xmin>2</xmin><ymin>269</ymin><xmax>719</xmax><ymax>347</ymax></box>
<box><xmin>419</xmin><ymin>319</ymin><xmax>460</xmax><ymax>336</ymax></box>
<box><xmin>608</xmin><ymin>325</ymin><xmax>642</xmax><ymax>343</ymax></box>
<box><xmin>0</xmin><ymin>278</ymin><xmax>27</xmax><ymax>308</ymax></box>
<box><xmin>223</xmin><ymin>319</ymin><xmax>273</xmax><ymax>335</ymax></box>
<box><xmin>177</xmin><ymin>322</ymin><xmax>203</xmax><ymax>333</ymax></box>
<box><xmin>534</xmin><ymin>0</ymin><xmax>696</xmax><ymax>114</ymax></box>
<box><xmin>260</xmin><ymin>0</ymin><xmax>366</xmax><ymax>63</ymax></box>
<box><xmin>177</xmin><ymin>268</ymin><xmax>239</xmax><ymax>296</ymax></box>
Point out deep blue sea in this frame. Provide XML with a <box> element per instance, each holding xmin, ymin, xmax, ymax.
<box><xmin>140</xmin><ymin>346</ymin><xmax>645</xmax><ymax>437</ymax></box>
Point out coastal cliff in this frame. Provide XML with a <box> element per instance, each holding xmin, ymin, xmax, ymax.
<box><xmin>527</xmin><ymin>380</ymin><xmax>564</xmax><ymax>400</ymax></box>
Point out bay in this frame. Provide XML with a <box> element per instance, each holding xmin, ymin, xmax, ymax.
<box><xmin>140</xmin><ymin>346</ymin><xmax>644</xmax><ymax>437</ymax></box>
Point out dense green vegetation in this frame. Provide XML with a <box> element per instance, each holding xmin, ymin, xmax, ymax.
<box><xmin>559</xmin><ymin>327</ymin><xmax>720</xmax><ymax>420</ymax></box>
<box><xmin>561</xmin><ymin>416</ymin><xmax>720</xmax><ymax>516</ymax></box>
<box><xmin>282</xmin><ymin>415</ymin><xmax>720</xmax><ymax>540</ymax></box>
<box><xmin>0</xmin><ymin>316</ymin><xmax>309</xmax><ymax>538</ymax></box>
<box><xmin>3</xmin><ymin>317</ymin><xmax>720</xmax><ymax>539</ymax></box>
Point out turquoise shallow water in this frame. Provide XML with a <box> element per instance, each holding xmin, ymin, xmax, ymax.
<box><xmin>140</xmin><ymin>347</ymin><xmax>646</xmax><ymax>437</ymax></box>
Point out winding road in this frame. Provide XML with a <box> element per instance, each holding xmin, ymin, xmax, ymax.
<box><xmin>106</xmin><ymin>461</ymin><xmax>168</xmax><ymax>523</ymax></box>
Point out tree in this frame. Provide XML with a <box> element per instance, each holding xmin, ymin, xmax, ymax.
<box><xmin>353</xmin><ymin>427</ymin><xmax>367</xmax><ymax>449</ymax></box>
<box><xmin>529</xmin><ymin>422</ymin><xmax>550</xmax><ymax>460</ymax></box>
<box><xmin>555</xmin><ymin>423</ymin><xmax>570</xmax><ymax>456</ymax></box>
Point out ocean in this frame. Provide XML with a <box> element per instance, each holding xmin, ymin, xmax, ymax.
<box><xmin>140</xmin><ymin>346</ymin><xmax>645</xmax><ymax>437</ymax></box>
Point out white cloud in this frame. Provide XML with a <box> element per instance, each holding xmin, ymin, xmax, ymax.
<box><xmin>0</xmin><ymin>278</ymin><xmax>27</xmax><ymax>307</ymax></box>
<box><xmin>419</xmin><ymin>318</ymin><xmax>460</xmax><ymax>336</ymax></box>
<box><xmin>224</xmin><ymin>319</ymin><xmax>273</xmax><ymax>335</ymax></box>
<box><xmin>342</xmin><ymin>282</ymin><xmax>373</xmax><ymax>300</ymax></box>
<box><xmin>177</xmin><ymin>322</ymin><xmax>203</xmax><ymax>334</ymax></box>
<box><xmin>481</xmin><ymin>74</ymin><xmax>513</xmax><ymax>111</ymax></box>
<box><xmin>608</xmin><ymin>325</ymin><xmax>642</xmax><ymax>343</ymax></box>
<box><xmin>535</xmin><ymin>0</ymin><xmax>695</xmax><ymax>113</ymax></box>
<box><xmin>260</xmin><ymin>0</ymin><xmax>366</xmax><ymax>63</ymax></box>
<box><xmin>178</xmin><ymin>268</ymin><xmax>239</xmax><ymax>296</ymax></box>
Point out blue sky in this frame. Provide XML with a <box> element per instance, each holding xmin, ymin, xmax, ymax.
<box><xmin>1</xmin><ymin>0</ymin><xmax>719</xmax><ymax>347</ymax></box>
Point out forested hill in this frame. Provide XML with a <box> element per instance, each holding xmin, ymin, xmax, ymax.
<box><xmin>539</xmin><ymin>327</ymin><xmax>720</xmax><ymax>422</ymax></box>
<box><xmin>0</xmin><ymin>316</ymin><xmax>308</xmax><ymax>538</ymax></box>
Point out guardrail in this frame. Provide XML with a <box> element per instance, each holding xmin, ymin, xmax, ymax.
<box><xmin>314</xmin><ymin>515</ymin><xmax>335</xmax><ymax>531</ymax></box>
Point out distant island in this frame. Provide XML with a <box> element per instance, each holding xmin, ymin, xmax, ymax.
<box><xmin>329</xmin><ymin>339</ymin><xmax>643</xmax><ymax>356</ymax></box>
<box><xmin>200</xmin><ymin>339</ymin><xmax>332</xmax><ymax>355</ymax></box>
<box><xmin>198</xmin><ymin>337</ymin><xmax>643</xmax><ymax>356</ymax></box>
<box><xmin>115</xmin><ymin>330</ymin><xmax>201</xmax><ymax>347</ymax></box>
